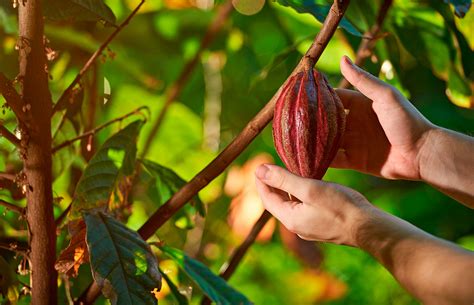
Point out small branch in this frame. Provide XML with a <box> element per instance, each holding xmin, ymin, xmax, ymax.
<box><xmin>0</xmin><ymin>73</ymin><xmax>27</xmax><ymax>122</ymax></box>
<box><xmin>141</xmin><ymin>0</ymin><xmax>234</xmax><ymax>157</ymax></box>
<box><xmin>0</xmin><ymin>172</ymin><xmax>16</xmax><ymax>181</ymax></box>
<box><xmin>338</xmin><ymin>0</ymin><xmax>393</xmax><ymax>89</ymax></box>
<box><xmin>0</xmin><ymin>198</ymin><xmax>24</xmax><ymax>214</ymax></box>
<box><xmin>77</xmin><ymin>1</ymin><xmax>351</xmax><ymax>303</ymax></box>
<box><xmin>52</xmin><ymin>0</ymin><xmax>145</xmax><ymax>114</ymax></box>
<box><xmin>0</xmin><ymin>124</ymin><xmax>21</xmax><ymax>146</ymax></box>
<box><xmin>0</xmin><ymin>241</ymin><xmax>29</xmax><ymax>257</ymax></box>
<box><xmin>201</xmin><ymin>211</ymin><xmax>272</xmax><ymax>305</ymax></box>
<box><xmin>52</xmin><ymin>106</ymin><xmax>148</xmax><ymax>154</ymax></box>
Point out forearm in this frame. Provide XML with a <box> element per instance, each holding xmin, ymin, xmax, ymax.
<box><xmin>354</xmin><ymin>206</ymin><xmax>474</xmax><ymax>305</ymax></box>
<box><xmin>418</xmin><ymin>127</ymin><xmax>474</xmax><ymax>208</ymax></box>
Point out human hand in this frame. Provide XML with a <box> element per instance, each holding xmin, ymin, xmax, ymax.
<box><xmin>255</xmin><ymin>164</ymin><xmax>371</xmax><ymax>246</ymax></box>
<box><xmin>333</xmin><ymin>56</ymin><xmax>435</xmax><ymax>180</ymax></box>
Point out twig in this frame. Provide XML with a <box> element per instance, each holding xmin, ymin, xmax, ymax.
<box><xmin>0</xmin><ymin>241</ymin><xmax>29</xmax><ymax>257</ymax></box>
<box><xmin>0</xmin><ymin>124</ymin><xmax>21</xmax><ymax>146</ymax></box>
<box><xmin>200</xmin><ymin>211</ymin><xmax>272</xmax><ymax>305</ymax></box>
<box><xmin>0</xmin><ymin>172</ymin><xmax>16</xmax><ymax>181</ymax></box>
<box><xmin>0</xmin><ymin>73</ymin><xmax>27</xmax><ymax>123</ymax></box>
<box><xmin>76</xmin><ymin>1</ymin><xmax>351</xmax><ymax>304</ymax></box>
<box><xmin>0</xmin><ymin>198</ymin><xmax>24</xmax><ymax>214</ymax></box>
<box><xmin>338</xmin><ymin>0</ymin><xmax>393</xmax><ymax>89</ymax></box>
<box><xmin>52</xmin><ymin>0</ymin><xmax>145</xmax><ymax>114</ymax></box>
<box><xmin>52</xmin><ymin>106</ymin><xmax>148</xmax><ymax>154</ymax></box>
<box><xmin>141</xmin><ymin>0</ymin><xmax>234</xmax><ymax>157</ymax></box>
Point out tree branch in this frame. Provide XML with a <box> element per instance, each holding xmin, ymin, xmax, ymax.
<box><xmin>0</xmin><ymin>198</ymin><xmax>24</xmax><ymax>214</ymax></box>
<box><xmin>338</xmin><ymin>0</ymin><xmax>393</xmax><ymax>89</ymax></box>
<box><xmin>18</xmin><ymin>0</ymin><xmax>57</xmax><ymax>302</ymax></box>
<box><xmin>200</xmin><ymin>211</ymin><xmax>271</xmax><ymax>305</ymax></box>
<box><xmin>52</xmin><ymin>0</ymin><xmax>145</xmax><ymax>114</ymax></box>
<box><xmin>52</xmin><ymin>106</ymin><xmax>148</xmax><ymax>154</ymax></box>
<box><xmin>141</xmin><ymin>0</ymin><xmax>234</xmax><ymax>157</ymax></box>
<box><xmin>0</xmin><ymin>241</ymin><xmax>29</xmax><ymax>257</ymax></box>
<box><xmin>0</xmin><ymin>172</ymin><xmax>16</xmax><ymax>181</ymax></box>
<box><xmin>76</xmin><ymin>0</ymin><xmax>351</xmax><ymax>303</ymax></box>
<box><xmin>0</xmin><ymin>124</ymin><xmax>21</xmax><ymax>146</ymax></box>
<box><xmin>0</xmin><ymin>73</ymin><xmax>27</xmax><ymax>123</ymax></box>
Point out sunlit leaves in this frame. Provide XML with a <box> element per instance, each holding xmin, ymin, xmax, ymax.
<box><xmin>275</xmin><ymin>0</ymin><xmax>362</xmax><ymax>36</ymax></box>
<box><xmin>44</xmin><ymin>0</ymin><xmax>116</xmax><ymax>25</ymax></box>
<box><xmin>84</xmin><ymin>211</ymin><xmax>161</xmax><ymax>305</ymax></box>
<box><xmin>159</xmin><ymin>245</ymin><xmax>252</xmax><ymax>305</ymax></box>
<box><xmin>70</xmin><ymin>121</ymin><xmax>142</xmax><ymax>217</ymax></box>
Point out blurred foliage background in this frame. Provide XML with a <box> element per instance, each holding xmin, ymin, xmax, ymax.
<box><xmin>0</xmin><ymin>0</ymin><xmax>473</xmax><ymax>304</ymax></box>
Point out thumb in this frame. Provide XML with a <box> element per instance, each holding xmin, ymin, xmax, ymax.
<box><xmin>255</xmin><ymin>164</ymin><xmax>319</xmax><ymax>202</ymax></box>
<box><xmin>340</xmin><ymin>56</ymin><xmax>391</xmax><ymax>101</ymax></box>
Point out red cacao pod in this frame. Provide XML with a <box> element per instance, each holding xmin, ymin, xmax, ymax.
<box><xmin>273</xmin><ymin>69</ymin><xmax>345</xmax><ymax>179</ymax></box>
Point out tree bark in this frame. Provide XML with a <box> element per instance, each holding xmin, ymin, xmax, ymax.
<box><xmin>18</xmin><ymin>0</ymin><xmax>57</xmax><ymax>304</ymax></box>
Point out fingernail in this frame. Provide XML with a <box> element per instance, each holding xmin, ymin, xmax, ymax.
<box><xmin>255</xmin><ymin>164</ymin><xmax>271</xmax><ymax>180</ymax></box>
<box><xmin>343</xmin><ymin>55</ymin><xmax>354</xmax><ymax>66</ymax></box>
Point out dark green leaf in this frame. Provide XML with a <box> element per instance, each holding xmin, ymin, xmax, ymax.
<box><xmin>158</xmin><ymin>266</ymin><xmax>189</xmax><ymax>305</ymax></box>
<box><xmin>159</xmin><ymin>245</ymin><xmax>252</xmax><ymax>305</ymax></box>
<box><xmin>84</xmin><ymin>211</ymin><xmax>161</xmax><ymax>305</ymax></box>
<box><xmin>139</xmin><ymin>159</ymin><xmax>206</xmax><ymax>221</ymax></box>
<box><xmin>44</xmin><ymin>0</ymin><xmax>116</xmax><ymax>25</ymax></box>
<box><xmin>70</xmin><ymin>121</ymin><xmax>142</xmax><ymax>217</ymax></box>
<box><xmin>275</xmin><ymin>0</ymin><xmax>362</xmax><ymax>36</ymax></box>
<box><xmin>445</xmin><ymin>0</ymin><xmax>472</xmax><ymax>18</ymax></box>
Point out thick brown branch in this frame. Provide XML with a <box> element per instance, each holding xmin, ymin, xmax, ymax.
<box><xmin>200</xmin><ymin>211</ymin><xmax>272</xmax><ymax>305</ymax></box>
<box><xmin>141</xmin><ymin>0</ymin><xmax>234</xmax><ymax>157</ymax></box>
<box><xmin>52</xmin><ymin>0</ymin><xmax>145</xmax><ymax>114</ymax></box>
<box><xmin>0</xmin><ymin>73</ymin><xmax>27</xmax><ymax>122</ymax></box>
<box><xmin>76</xmin><ymin>1</ymin><xmax>350</xmax><ymax>303</ymax></box>
<box><xmin>18</xmin><ymin>0</ymin><xmax>57</xmax><ymax>303</ymax></box>
<box><xmin>0</xmin><ymin>198</ymin><xmax>24</xmax><ymax>214</ymax></box>
<box><xmin>0</xmin><ymin>124</ymin><xmax>21</xmax><ymax>146</ymax></box>
<box><xmin>338</xmin><ymin>0</ymin><xmax>393</xmax><ymax>88</ymax></box>
<box><xmin>52</xmin><ymin>106</ymin><xmax>148</xmax><ymax>153</ymax></box>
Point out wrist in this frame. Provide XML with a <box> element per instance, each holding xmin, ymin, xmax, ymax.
<box><xmin>345</xmin><ymin>199</ymin><xmax>378</xmax><ymax>247</ymax></box>
<box><xmin>415</xmin><ymin>124</ymin><xmax>441</xmax><ymax>182</ymax></box>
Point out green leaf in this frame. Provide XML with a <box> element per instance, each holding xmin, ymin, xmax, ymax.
<box><xmin>0</xmin><ymin>6</ymin><xmax>17</xmax><ymax>34</ymax></box>
<box><xmin>445</xmin><ymin>0</ymin><xmax>472</xmax><ymax>18</ymax></box>
<box><xmin>70</xmin><ymin>121</ymin><xmax>142</xmax><ymax>217</ymax></box>
<box><xmin>159</xmin><ymin>245</ymin><xmax>253</xmax><ymax>305</ymax></box>
<box><xmin>275</xmin><ymin>0</ymin><xmax>362</xmax><ymax>36</ymax></box>
<box><xmin>44</xmin><ymin>0</ymin><xmax>116</xmax><ymax>25</ymax></box>
<box><xmin>137</xmin><ymin>159</ymin><xmax>205</xmax><ymax>229</ymax></box>
<box><xmin>0</xmin><ymin>256</ymin><xmax>19</xmax><ymax>305</ymax></box>
<box><xmin>158</xmin><ymin>266</ymin><xmax>189</xmax><ymax>305</ymax></box>
<box><xmin>84</xmin><ymin>211</ymin><xmax>161</xmax><ymax>305</ymax></box>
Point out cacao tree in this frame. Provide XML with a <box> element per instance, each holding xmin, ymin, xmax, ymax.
<box><xmin>0</xmin><ymin>0</ymin><xmax>473</xmax><ymax>304</ymax></box>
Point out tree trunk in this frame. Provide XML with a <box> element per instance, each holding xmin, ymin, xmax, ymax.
<box><xmin>18</xmin><ymin>0</ymin><xmax>57</xmax><ymax>304</ymax></box>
